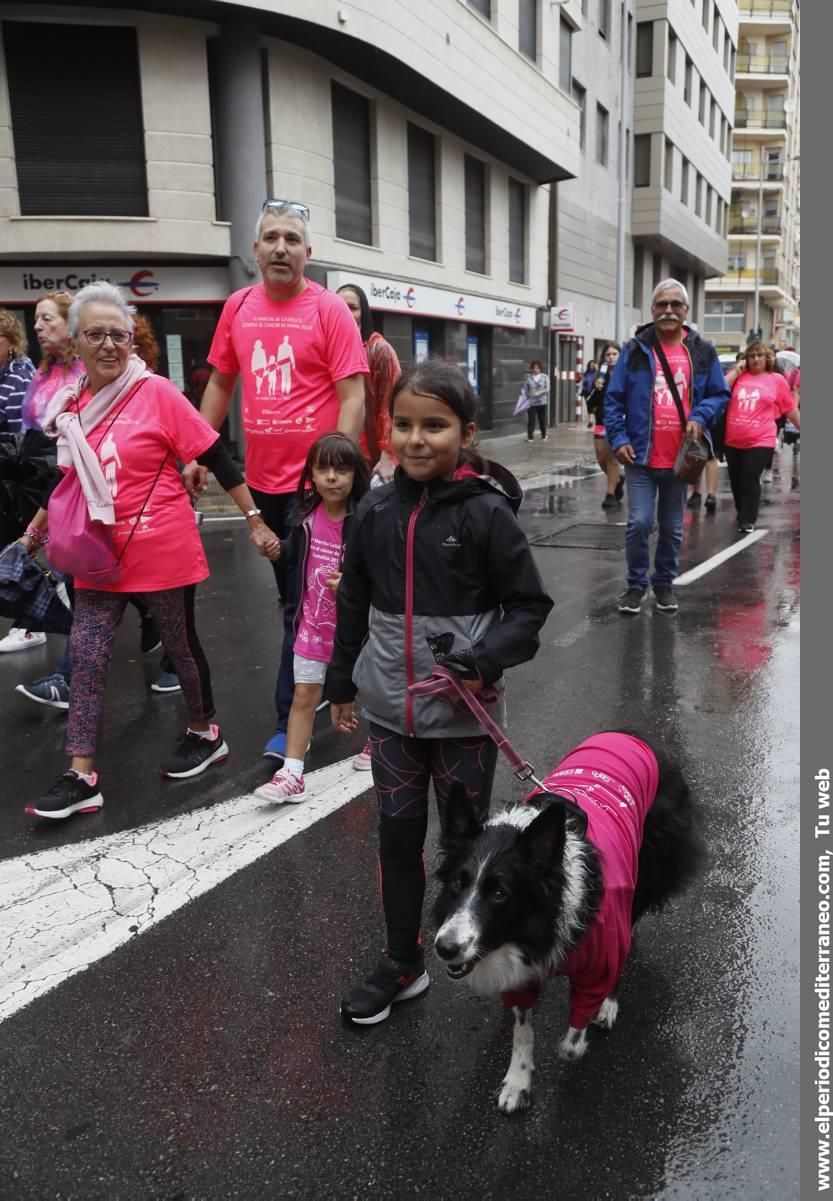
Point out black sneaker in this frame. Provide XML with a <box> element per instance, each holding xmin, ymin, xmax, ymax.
<box><xmin>140</xmin><ymin>616</ymin><xmax>162</xmax><ymax>655</ymax></box>
<box><xmin>654</xmin><ymin>587</ymin><xmax>679</xmax><ymax>612</ymax></box>
<box><xmin>25</xmin><ymin>770</ymin><xmax>103</xmax><ymax>820</ymax></box>
<box><xmin>618</xmin><ymin>589</ymin><xmax>644</xmax><ymax>614</ymax></box>
<box><xmin>602</xmin><ymin>493</ymin><xmax>618</xmax><ymax>509</ymax></box>
<box><xmin>160</xmin><ymin>728</ymin><xmax>229</xmax><ymax>779</ymax></box>
<box><xmin>341</xmin><ymin>955</ymin><xmax>430</xmax><ymax>1026</ymax></box>
<box><xmin>686</xmin><ymin>492</ymin><xmax>702</xmax><ymax>510</ymax></box>
<box><xmin>614</xmin><ymin>476</ymin><xmax>625</xmax><ymax>502</ymax></box>
<box><xmin>704</xmin><ymin>494</ymin><xmax>717</xmax><ymax>513</ymax></box>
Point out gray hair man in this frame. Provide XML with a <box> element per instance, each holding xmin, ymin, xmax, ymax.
<box><xmin>185</xmin><ymin>200</ymin><xmax>368</xmax><ymax>759</ymax></box>
<box><xmin>604</xmin><ymin>279</ymin><xmax>728</xmax><ymax>614</ymax></box>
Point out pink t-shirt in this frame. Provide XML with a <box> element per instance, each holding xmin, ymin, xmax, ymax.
<box><xmin>648</xmin><ymin>337</ymin><xmax>691</xmax><ymax>469</ymax></box>
<box><xmin>513</xmin><ymin>733</ymin><xmax>658</xmax><ymax>1029</ymax></box>
<box><xmin>208</xmin><ymin>281</ymin><xmax>368</xmax><ymax>495</ymax></box>
<box><xmin>725</xmin><ymin>371</ymin><xmax>795</xmax><ymax>450</ymax></box>
<box><xmin>294</xmin><ymin>506</ymin><xmax>345</xmax><ymax>664</ymax></box>
<box><xmin>22</xmin><ymin>359</ymin><xmax>84</xmax><ymax>431</ymax></box>
<box><xmin>72</xmin><ymin>376</ymin><xmax>218</xmax><ymax>592</ymax></box>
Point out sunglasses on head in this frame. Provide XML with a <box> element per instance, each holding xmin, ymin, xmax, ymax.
<box><xmin>262</xmin><ymin>199</ymin><xmax>310</xmax><ymax>221</ymax></box>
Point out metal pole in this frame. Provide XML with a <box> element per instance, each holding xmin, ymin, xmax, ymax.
<box><xmin>753</xmin><ymin>145</ymin><xmax>764</xmax><ymax>336</ymax></box>
<box><xmin>615</xmin><ymin>0</ymin><xmax>630</xmax><ymax>343</ymax></box>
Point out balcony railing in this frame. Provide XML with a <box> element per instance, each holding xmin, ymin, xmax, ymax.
<box><xmin>736</xmin><ymin>54</ymin><xmax>790</xmax><ymax>74</ymax></box>
<box><xmin>734</xmin><ymin>109</ymin><xmax>788</xmax><ymax>129</ymax></box>
<box><xmin>738</xmin><ymin>1</ymin><xmax>793</xmax><ymax>16</ymax></box>
<box><xmin>728</xmin><ymin>217</ymin><xmax>783</xmax><ymax>235</ymax></box>
<box><xmin>722</xmin><ymin>268</ymin><xmax>782</xmax><ymax>286</ymax></box>
<box><xmin>732</xmin><ymin>164</ymin><xmax>784</xmax><ymax>182</ymax></box>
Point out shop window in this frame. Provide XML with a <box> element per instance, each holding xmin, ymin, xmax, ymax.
<box><xmin>332</xmin><ymin>82</ymin><xmax>373</xmax><ymax>245</ymax></box>
<box><xmin>4</xmin><ymin>22</ymin><xmax>147</xmax><ymax>216</ymax></box>
<box><xmin>407</xmin><ymin>123</ymin><xmax>437</xmax><ymax>261</ymax></box>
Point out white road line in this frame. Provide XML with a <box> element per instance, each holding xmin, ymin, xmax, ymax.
<box><xmin>675</xmin><ymin>528</ymin><xmax>768</xmax><ymax>585</ymax></box>
<box><xmin>0</xmin><ymin>756</ymin><xmax>372</xmax><ymax>1025</ymax></box>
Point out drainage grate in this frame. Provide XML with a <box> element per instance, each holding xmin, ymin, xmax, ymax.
<box><xmin>530</xmin><ymin>522</ymin><xmax>626</xmax><ymax>550</ymax></box>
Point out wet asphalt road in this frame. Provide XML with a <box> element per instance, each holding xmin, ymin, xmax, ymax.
<box><xmin>0</xmin><ymin>453</ymin><xmax>800</xmax><ymax>1200</ymax></box>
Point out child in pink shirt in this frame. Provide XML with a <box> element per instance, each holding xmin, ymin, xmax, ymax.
<box><xmin>255</xmin><ymin>434</ymin><xmax>370</xmax><ymax>803</ymax></box>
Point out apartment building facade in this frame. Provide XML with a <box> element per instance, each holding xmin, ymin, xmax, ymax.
<box><xmin>704</xmin><ymin>0</ymin><xmax>800</xmax><ymax>351</ymax></box>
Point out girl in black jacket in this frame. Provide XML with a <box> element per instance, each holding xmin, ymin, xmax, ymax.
<box><xmin>326</xmin><ymin>361</ymin><xmax>553</xmax><ymax>1026</ymax></box>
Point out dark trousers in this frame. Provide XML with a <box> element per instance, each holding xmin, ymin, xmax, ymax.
<box><xmin>249</xmin><ymin>487</ymin><xmax>297</xmax><ymax>731</ymax></box>
<box><xmin>369</xmin><ymin>723</ymin><xmax>498</xmax><ymax>962</ymax></box>
<box><xmin>527</xmin><ymin>405</ymin><xmax>547</xmax><ymax>439</ymax></box>
<box><xmin>724</xmin><ymin>446</ymin><xmax>771</xmax><ymax>526</ymax></box>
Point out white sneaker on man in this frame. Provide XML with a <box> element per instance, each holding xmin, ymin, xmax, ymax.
<box><xmin>0</xmin><ymin>628</ymin><xmax>47</xmax><ymax>653</ymax></box>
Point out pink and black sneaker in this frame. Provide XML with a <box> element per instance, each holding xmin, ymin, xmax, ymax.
<box><xmin>25</xmin><ymin>770</ymin><xmax>103</xmax><ymax>820</ymax></box>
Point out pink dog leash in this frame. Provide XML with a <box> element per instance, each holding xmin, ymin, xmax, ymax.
<box><xmin>406</xmin><ymin>666</ymin><xmax>548</xmax><ymax>792</ymax></box>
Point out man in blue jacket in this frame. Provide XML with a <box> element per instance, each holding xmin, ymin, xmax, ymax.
<box><xmin>605</xmin><ymin>279</ymin><xmax>728</xmax><ymax>614</ymax></box>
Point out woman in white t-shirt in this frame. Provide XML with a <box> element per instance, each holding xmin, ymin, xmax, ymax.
<box><xmin>723</xmin><ymin>342</ymin><xmax>800</xmax><ymax>534</ymax></box>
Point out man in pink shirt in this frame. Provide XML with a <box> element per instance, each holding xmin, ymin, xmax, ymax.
<box><xmin>186</xmin><ymin>201</ymin><xmax>368</xmax><ymax>758</ymax></box>
<box><xmin>605</xmin><ymin>279</ymin><xmax>728</xmax><ymax>615</ymax></box>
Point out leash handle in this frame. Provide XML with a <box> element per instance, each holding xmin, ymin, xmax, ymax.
<box><xmin>407</xmin><ymin>667</ymin><xmax>545</xmax><ymax>785</ymax></box>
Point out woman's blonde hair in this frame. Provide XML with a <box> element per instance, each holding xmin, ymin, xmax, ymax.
<box><xmin>0</xmin><ymin>309</ymin><xmax>27</xmax><ymax>360</ymax></box>
<box><xmin>35</xmin><ymin>291</ymin><xmax>76</xmax><ymax>371</ymax></box>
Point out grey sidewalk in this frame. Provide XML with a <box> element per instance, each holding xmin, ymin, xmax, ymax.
<box><xmin>200</xmin><ymin>419</ymin><xmax>601</xmax><ymax>515</ymax></box>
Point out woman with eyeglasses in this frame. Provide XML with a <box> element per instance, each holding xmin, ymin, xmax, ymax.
<box><xmin>18</xmin><ymin>282</ymin><xmax>281</xmax><ymax>821</ymax></box>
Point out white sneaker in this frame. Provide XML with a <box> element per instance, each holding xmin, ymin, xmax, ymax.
<box><xmin>352</xmin><ymin>742</ymin><xmax>372</xmax><ymax>771</ymax></box>
<box><xmin>0</xmin><ymin>628</ymin><xmax>47</xmax><ymax>653</ymax></box>
<box><xmin>255</xmin><ymin>768</ymin><xmax>306</xmax><ymax>804</ymax></box>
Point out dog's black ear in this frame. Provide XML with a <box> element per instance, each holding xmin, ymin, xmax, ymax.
<box><xmin>439</xmin><ymin>780</ymin><xmax>483</xmax><ymax>842</ymax></box>
<box><xmin>517</xmin><ymin>802</ymin><xmax>569</xmax><ymax>870</ymax></box>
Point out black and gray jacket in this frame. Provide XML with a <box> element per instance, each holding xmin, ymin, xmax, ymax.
<box><xmin>324</xmin><ymin>461</ymin><xmax>554</xmax><ymax>739</ymax></box>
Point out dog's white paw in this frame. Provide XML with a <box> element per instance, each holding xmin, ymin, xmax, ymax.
<box><xmin>592</xmin><ymin>997</ymin><xmax>619</xmax><ymax>1030</ymax></box>
<box><xmin>558</xmin><ymin>1026</ymin><xmax>589</xmax><ymax>1061</ymax></box>
<box><xmin>497</xmin><ymin>1074</ymin><xmax>533</xmax><ymax>1114</ymax></box>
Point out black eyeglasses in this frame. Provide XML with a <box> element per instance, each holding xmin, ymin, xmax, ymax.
<box><xmin>262</xmin><ymin>199</ymin><xmax>310</xmax><ymax>220</ymax></box>
<box><xmin>82</xmin><ymin>328</ymin><xmax>133</xmax><ymax>347</ymax></box>
<box><xmin>652</xmin><ymin>299</ymin><xmax>687</xmax><ymax>311</ymax></box>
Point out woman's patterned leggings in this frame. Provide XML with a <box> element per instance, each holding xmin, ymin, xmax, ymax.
<box><xmin>368</xmin><ymin>721</ymin><xmax>498</xmax><ymax>963</ymax></box>
<box><xmin>66</xmin><ymin>584</ymin><xmax>214</xmax><ymax>758</ymax></box>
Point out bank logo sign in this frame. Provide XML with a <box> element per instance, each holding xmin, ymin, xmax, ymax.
<box><xmin>328</xmin><ymin>271</ymin><xmax>537</xmax><ymax>330</ymax></box>
<box><xmin>3</xmin><ymin>266</ymin><xmax>229</xmax><ymax>304</ymax></box>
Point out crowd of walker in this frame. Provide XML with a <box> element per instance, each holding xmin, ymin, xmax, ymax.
<box><xmin>0</xmin><ymin>202</ymin><xmax>800</xmax><ymax>1024</ymax></box>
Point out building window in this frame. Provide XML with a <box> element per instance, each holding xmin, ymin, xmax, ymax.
<box><xmin>464</xmin><ymin>155</ymin><xmax>487</xmax><ymax>274</ymax></box>
<box><xmin>4</xmin><ymin>21</ymin><xmax>148</xmax><ymax>216</ymax></box>
<box><xmin>332</xmin><ymin>82</ymin><xmax>372</xmax><ymax>244</ymax></box>
<box><xmin>407</xmin><ymin>123</ymin><xmax>436</xmax><ymax>261</ymax></box>
<box><xmin>695</xmin><ymin>172</ymin><xmax>703</xmax><ymax>217</ymax></box>
<box><xmin>681</xmin><ymin>157</ymin><xmax>689</xmax><ymax>204</ymax></box>
<box><xmin>702</xmin><ymin>0</ymin><xmax>709</xmax><ymax>34</ymax></box>
<box><xmin>705</xmin><ymin>185</ymin><xmax>713</xmax><ymax>225</ymax></box>
<box><xmin>508</xmin><ymin>178</ymin><xmax>527</xmax><ymax>284</ymax></box>
<box><xmin>710</xmin><ymin>98</ymin><xmax>717</xmax><ymax>140</ymax></box>
<box><xmin>626</xmin><ymin>126</ymin><xmax>631</xmax><ymax>179</ymax></box>
<box><xmin>667</xmin><ymin>30</ymin><xmax>677</xmax><ymax>84</ymax></box>
<box><xmin>664</xmin><ymin>139</ymin><xmax>674</xmax><ymax>191</ymax></box>
<box><xmin>699</xmin><ymin>83</ymin><xmax>707</xmax><ymax>126</ymax></box>
<box><xmin>712</xmin><ymin>7</ymin><xmax>720</xmax><ymax>53</ymax></box>
<box><xmin>636</xmin><ymin>22</ymin><xmax>653</xmax><ymax>77</ymax></box>
<box><xmin>468</xmin><ymin>0</ymin><xmax>491</xmax><ymax>17</ymax></box>
<box><xmin>573</xmin><ymin>80</ymin><xmax>587</xmax><ymax>152</ymax></box>
<box><xmin>704</xmin><ymin>299</ymin><xmax>745</xmax><ymax>333</ymax></box>
<box><xmin>634</xmin><ymin>134</ymin><xmax>650</xmax><ymax>186</ymax></box>
<box><xmin>684</xmin><ymin>56</ymin><xmax>693</xmax><ymax>106</ymax></box>
<box><xmin>599</xmin><ymin>0</ymin><xmax>611</xmax><ymax>41</ymax></box>
<box><xmin>728</xmin><ymin>251</ymin><xmax>747</xmax><ymax>272</ymax></box>
<box><xmin>596</xmin><ymin>103</ymin><xmax>609</xmax><ymax>166</ymax></box>
<box><xmin>520</xmin><ymin>0</ymin><xmax>538</xmax><ymax>61</ymax></box>
<box><xmin>559</xmin><ymin>17</ymin><xmax>572</xmax><ymax>91</ymax></box>
<box><xmin>724</xmin><ymin>34</ymin><xmax>732</xmax><ymax>74</ymax></box>
<box><xmin>633</xmin><ymin>244</ymin><xmax>644</xmax><ymax>309</ymax></box>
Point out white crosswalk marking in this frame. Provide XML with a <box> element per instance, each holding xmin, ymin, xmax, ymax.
<box><xmin>0</xmin><ymin>756</ymin><xmax>372</xmax><ymax>1024</ymax></box>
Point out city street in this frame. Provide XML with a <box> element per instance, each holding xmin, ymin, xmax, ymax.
<box><xmin>0</xmin><ymin>441</ymin><xmax>800</xmax><ymax>1200</ymax></box>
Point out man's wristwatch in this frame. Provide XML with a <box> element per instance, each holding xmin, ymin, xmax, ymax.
<box><xmin>245</xmin><ymin>509</ymin><xmax>262</xmax><ymax>520</ymax></box>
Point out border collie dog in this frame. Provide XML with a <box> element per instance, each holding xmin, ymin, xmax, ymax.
<box><xmin>433</xmin><ymin>730</ymin><xmax>703</xmax><ymax>1113</ymax></box>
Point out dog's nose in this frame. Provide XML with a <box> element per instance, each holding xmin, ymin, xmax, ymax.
<box><xmin>434</xmin><ymin>936</ymin><xmax>462</xmax><ymax>962</ymax></box>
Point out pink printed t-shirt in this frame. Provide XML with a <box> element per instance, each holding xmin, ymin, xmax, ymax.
<box><xmin>518</xmin><ymin>733</ymin><xmax>658</xmax><ymax>1030</ymax></box>
<box><xmin>648</xmin><ymin>336</ymin><xmax>691</xmax><ymax>469</ymax></box>
<box><xmin>72</xmin><ymin>375</ymin><xmax>218</xmax><ymax>592</ymax></box>
<box><xmin>22</xmin><ymin>359</ymin><xmax>84</xmax><ymax>431</ymax></box>
<box><xmin>208</xmin><ymin>281</ymin><xmax>368</xmax><ymax>495</ymax></box>
<box><xmin>295</xmin><ymin>506</ymin><xmax>345</xmax><ymax>664</ymax></box>
<box><xmin>725</xmin><ymin>371</ymin><xmax>795</xmax><ymax>450</ymax></box>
